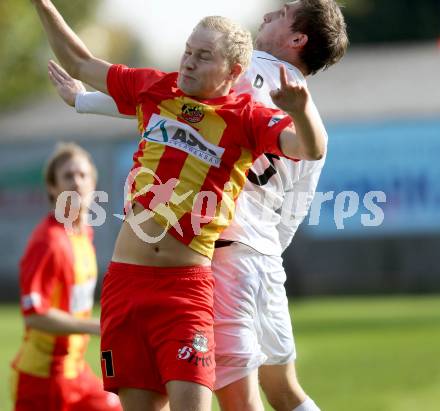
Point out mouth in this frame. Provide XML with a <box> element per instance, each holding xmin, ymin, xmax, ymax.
<box><xmin>180</xmin><ymin>73</ymin><xmax>195</xmax><ymax>83</ymax></box>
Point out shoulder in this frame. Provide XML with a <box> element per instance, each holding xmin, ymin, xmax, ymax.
<box><xmin>109</xmin><ymin>64</ymin><xmax>169</xmax><ymax>90</ymax></box>
<box><xmin>250</xmin><ymin>51</ymin><xmax>306</xmax><ymax>85</ymax></box>
<box><xmin>27</xmin><ymin>214</ymin><xmax>68</xmax><ymax>251</ymax></box>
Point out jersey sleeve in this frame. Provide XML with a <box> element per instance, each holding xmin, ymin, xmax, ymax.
<box><xmin>106</xmin><ymin>64</ymin><xmax>166</xmax><ymax>115</ymax></box>
<box><xmin>19</xmin><ymin>241</ymin><xmax>59</xmax><ymax>316</ymax></box>
<box><xmin>75</xmin><ymin>91</ymin><xmax>134</xmax><ymax>119</ymax></box>
<box><xmin>245</xmin><ymin>103</ymin><xmax>293</xmax><ymax>157</ymax></box>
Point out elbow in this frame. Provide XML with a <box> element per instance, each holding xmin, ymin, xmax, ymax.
<box><xmin>304</xmin><ymin>146</ymin><xmax>325</xmax><ymax>161</ymax></box>
<box><xmin>61</xmin><ymin>54</ymin><xmax>91</xmax><ymax>80</ymax></box>
<box><xmin>66</xmin><ymin>64</ymin><xmax>80</xmax><ymax>79</ymax></box>
<box><xmin>64</xmin><ymin>59</ymin><xmax>83</xmax><ymax>80</ymax></box>
<box><xmin>309</xmin><ymin>150</ymin><xmax>325</xmax><ymax>161</ymax></box>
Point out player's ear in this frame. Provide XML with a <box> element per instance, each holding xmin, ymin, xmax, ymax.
<box><xmin>289</xmin><ymin>32</ymin><xmax>308</xmax><ymax>49</ymax></box>
<box><xmin>229</xmin><ymin>63</ymin><xmax>244</xmax><ymax>82</ymax></box>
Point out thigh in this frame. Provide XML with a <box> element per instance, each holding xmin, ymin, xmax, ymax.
<box><xmin>152</xmin><ymin>276</ymin><xmax>215</xmax><ymax>392</ymax></box>
<box><xmin>166</xmin><ymin>380</ymin><xmax>212</xmax><ymax>411</ymax></box>
<box><xmin>258</xmin><ymin>257</ymin><xmax>296</xmax><ymax>364</ymax></box>
<box><xmin>100</xmin><ymin>264</ymin><xmax>164</xmax><ymax>394</ymax></box>
<box><xmin>212</xmin><ymin>246</ymin><xmax>267</xmax><ymax>389</ymax></box>
<box><xmin>70</xmin><ymin>365</ymin><xmax>122</xmax><ymax>411</ymax></box>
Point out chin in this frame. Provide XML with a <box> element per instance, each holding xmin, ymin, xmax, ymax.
<box><xmin>254</xmin><ymin>37</ymin><xmax>263</xmax><ymax>50</ymax></box>
<box><xmin>181</xmin><ymin>85</ymin><xmax>199</xmax><ymax>97</ymax></box>
<box><xmin>177</xmin><ymin>80</ymin><xmax>192</xmax><ymax>95</ymax></box>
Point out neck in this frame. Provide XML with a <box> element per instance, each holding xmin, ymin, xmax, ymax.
<box><xmin>52</xmin><ymin>206</ymin><xmax>87</xmax><ymax>234</ymax></box>
<box><xmin>71</xmin><ymin>213</ymin><xmax>86</xmax><ymax>233</ymax></box>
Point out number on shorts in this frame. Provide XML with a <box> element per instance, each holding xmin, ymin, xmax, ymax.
<box><xmin>101</xmin><ymin>350</ymin><xmax>115</xmax><ymax>377</ymax></box>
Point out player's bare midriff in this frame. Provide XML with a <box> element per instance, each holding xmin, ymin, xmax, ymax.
<box><xmin>111</xmin><ymin>202</ymin><xmax>210</xmax><ymax>267</ymax></box>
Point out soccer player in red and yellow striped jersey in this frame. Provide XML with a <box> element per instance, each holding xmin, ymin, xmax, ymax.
<box><xmin>10</xmin><ymin>144</ymin><xmax>121</xmax><ymax>411</ymax></box>
<box><xmin>32</xmin><ymin>2</ymin><xmax>327</xmax><ymax>410</ymax></box>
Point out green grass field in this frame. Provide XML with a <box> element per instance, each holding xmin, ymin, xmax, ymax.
<box><xmin>1</xmin><ymin>296</ymin><xmax>439</xmax><ymax>411</ymax></box>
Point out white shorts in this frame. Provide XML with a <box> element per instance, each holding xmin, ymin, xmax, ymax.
<box><xmin>212</xmin><ymin>242</ymin><xmax>296</xmax><ymax>390</ymax></box>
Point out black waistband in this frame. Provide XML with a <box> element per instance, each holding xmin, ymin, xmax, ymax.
<box><xmin>214</xmin><ymin>240</ymin><xmax>235</xmax><ymax>249</ymax></box>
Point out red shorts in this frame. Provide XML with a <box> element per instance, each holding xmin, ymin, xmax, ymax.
<box><xmin>100</xmin><ymin>262</ymin><xmax>215</xmax><ymax>395</ymax></box>
<box><xmin>11</xmin><ymin>364</ymin><xmax>121</xmax><ymax>411</ymax></box>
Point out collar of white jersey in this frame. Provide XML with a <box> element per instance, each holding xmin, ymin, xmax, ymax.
<box><xmin>252</xmin><ymin>50</ymin><xmax>307</xmax><ymax>85</ymax></box>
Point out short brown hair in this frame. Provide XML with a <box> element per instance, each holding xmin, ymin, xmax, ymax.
<box><xmin>44</xmin><ymin>142</ymin><xmax>97</xmax><ymax>203</ymax></box>
<box><xmin>292</xmin><ymin>0</ymin><xmax>348</xmax><ymax>75</ymax></box>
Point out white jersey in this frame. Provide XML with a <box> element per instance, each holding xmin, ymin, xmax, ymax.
<box><xmin>220</xmin><ymin>51</ymin><xmax>326</xmax><ymax>255</ymax></box>
<box><xmin>75</xmin><ymin>50</ymin><xmax>326</xmax><ymax>256</ymax></box>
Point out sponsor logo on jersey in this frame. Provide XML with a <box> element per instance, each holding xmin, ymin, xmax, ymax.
<box><xmin>268</xmin><ymin>115</ymin><xmax>284</xmax><ymax>127</ymax></box>
<box><xmin>143</xmin><ymin>114</ymin><xmax>225</xmax><ymax>167</ymax></box>
<box><xmin>181</xmin><ymin>103</ymin><xmax>205</xmax><ymax>123</ymax></box>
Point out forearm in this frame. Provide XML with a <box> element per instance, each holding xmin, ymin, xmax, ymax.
<box><xmin>76</xmin><ymin>91</ymin><xmax>134</xmax><ymax>118</ymax></box>
<box><xmin>24</xmin><ymin>308</ymin><xmax>100</xmax><ymax>335</ymax></box>
<box><xmin>284</xmin><ymin>103</ymin><xmax>326</xmax><ymax>160</ymax></box>
<box><xmin>33</xmin><ymin>0</ymin><xmax>109</xmax><ymax>92</ymax></box>
<box><xmin>33</xmin><ymin>0</ymin><xmax>92</xmax><ymax>77</ymax></box>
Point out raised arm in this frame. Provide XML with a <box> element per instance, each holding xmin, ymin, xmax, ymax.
<box><xmin>31</xmin><ymin>0</ymin><xmax>110</xmax><ymax>93</ymax></box>
<box><xmin>48</xmin><ymin>60</ymin><xmax>133</xmax><ymax>118</ymax></box>
<box><xmin>271</xmin><ymin>65</ymin><xmax>326</xmax><ymax>160</ymax></box>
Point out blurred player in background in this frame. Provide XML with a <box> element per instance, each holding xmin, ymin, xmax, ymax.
<box><xmin>10</xmin><ymin>143</ymin><xmax>122</xmax><ymax>411</ymax></box>
<box><xmin>48</xmin><ymin>2</ymin><xmax>348</xmax><ymax>410</ymax></box>
<box><xmin>31</xmin><ymin>0</ymin><xmax>326</xmax><ymax>410</ymax></box>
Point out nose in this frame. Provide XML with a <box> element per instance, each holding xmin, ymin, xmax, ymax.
<box><xmin>72</xmin><ymin>174</ymin><xmax>82</xmax><ymax>190</ymax></box>
<box><xmin>182</xmin><ymin>54</ymin><xmax>196</xmax><ymax>71</ymax></box>
<box><xmin>263</xmin><ymin>12</ymin><xmax>272</xmax><ymax>23</ymax></box>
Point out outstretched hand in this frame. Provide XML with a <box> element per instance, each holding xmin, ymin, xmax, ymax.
<box><xmin>48</xmin><ymin>59</ymin><xmax>85</xmax><ymax>107</ymax></box>
<box><xmin>269</xmin><ymin>65</ymin><xmax>310</xmax><ymax>115</ymax></box>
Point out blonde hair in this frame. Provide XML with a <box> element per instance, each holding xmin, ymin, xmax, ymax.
<box><xmin>44</xmin><ymin>142</ymin><xmax>97</xmax><ymax>203</ymax></box>
<box><xmin>195</xmin><ymin>16</ymin><xmax>253</xmax><ymax>70</ymax></box>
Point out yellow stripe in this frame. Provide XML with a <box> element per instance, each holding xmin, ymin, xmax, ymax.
<box><xmin>133</xmin><ymin>143</ymin><xmax>167</xmax><ymax>202</ymax></box>
<box><xmin>133</xmin><ymin>103</ymin><xmax>167</xmax><ymax>204</ymax></box>
<box><xmin>15</xmin><ymin>329</ymin><xmax>57</xmax><ymax>377</ymax></box>
<box><xmin>189</xmin><ymin>148</ymin><xmax>254</xmax><ymax>257</ymax></box>
<box><xmin>63</xmin><ymin>334</ymin><xmax>87</xmax><ymax>378</ymax></box>
<box><xmin>69</xmin><ymin>234</ymin><xmax>97</xmax><ymax>285</ymax></box>
<box><xmin>136</xmin><ymin>104</ymin><xmax>144</xmax><ymax>134</ymax></box>
<box><xmin>16</xmin><ymin>278</ymin><xmax>62</xmax><ymax>376</ymax></box>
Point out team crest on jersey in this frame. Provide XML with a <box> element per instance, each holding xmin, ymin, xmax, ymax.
<box><xmin>181</xmin><ymin>103</ymin><xmax>204</xmax><ymax>123</ymax></box>
<box><xmin>142</xmin><ymin>113</ymin><xmax>225</xmax><ymax>167</ymax></box>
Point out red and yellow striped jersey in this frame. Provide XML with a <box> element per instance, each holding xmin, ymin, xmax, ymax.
<box><xmin>12</xmin><ymin>214</ymin><xmax>97</xmax><ymax>379</ymax></box>
<box><xmin>108</xmin><ymin>65</ymin><xmax>292</xmax><ymax>258</ymax></box>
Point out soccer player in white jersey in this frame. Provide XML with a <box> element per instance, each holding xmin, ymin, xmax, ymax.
<box><xmin>48</xmin><ymin>2</ymin><xmax>348</xmax><ymax>410</ymax></box>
